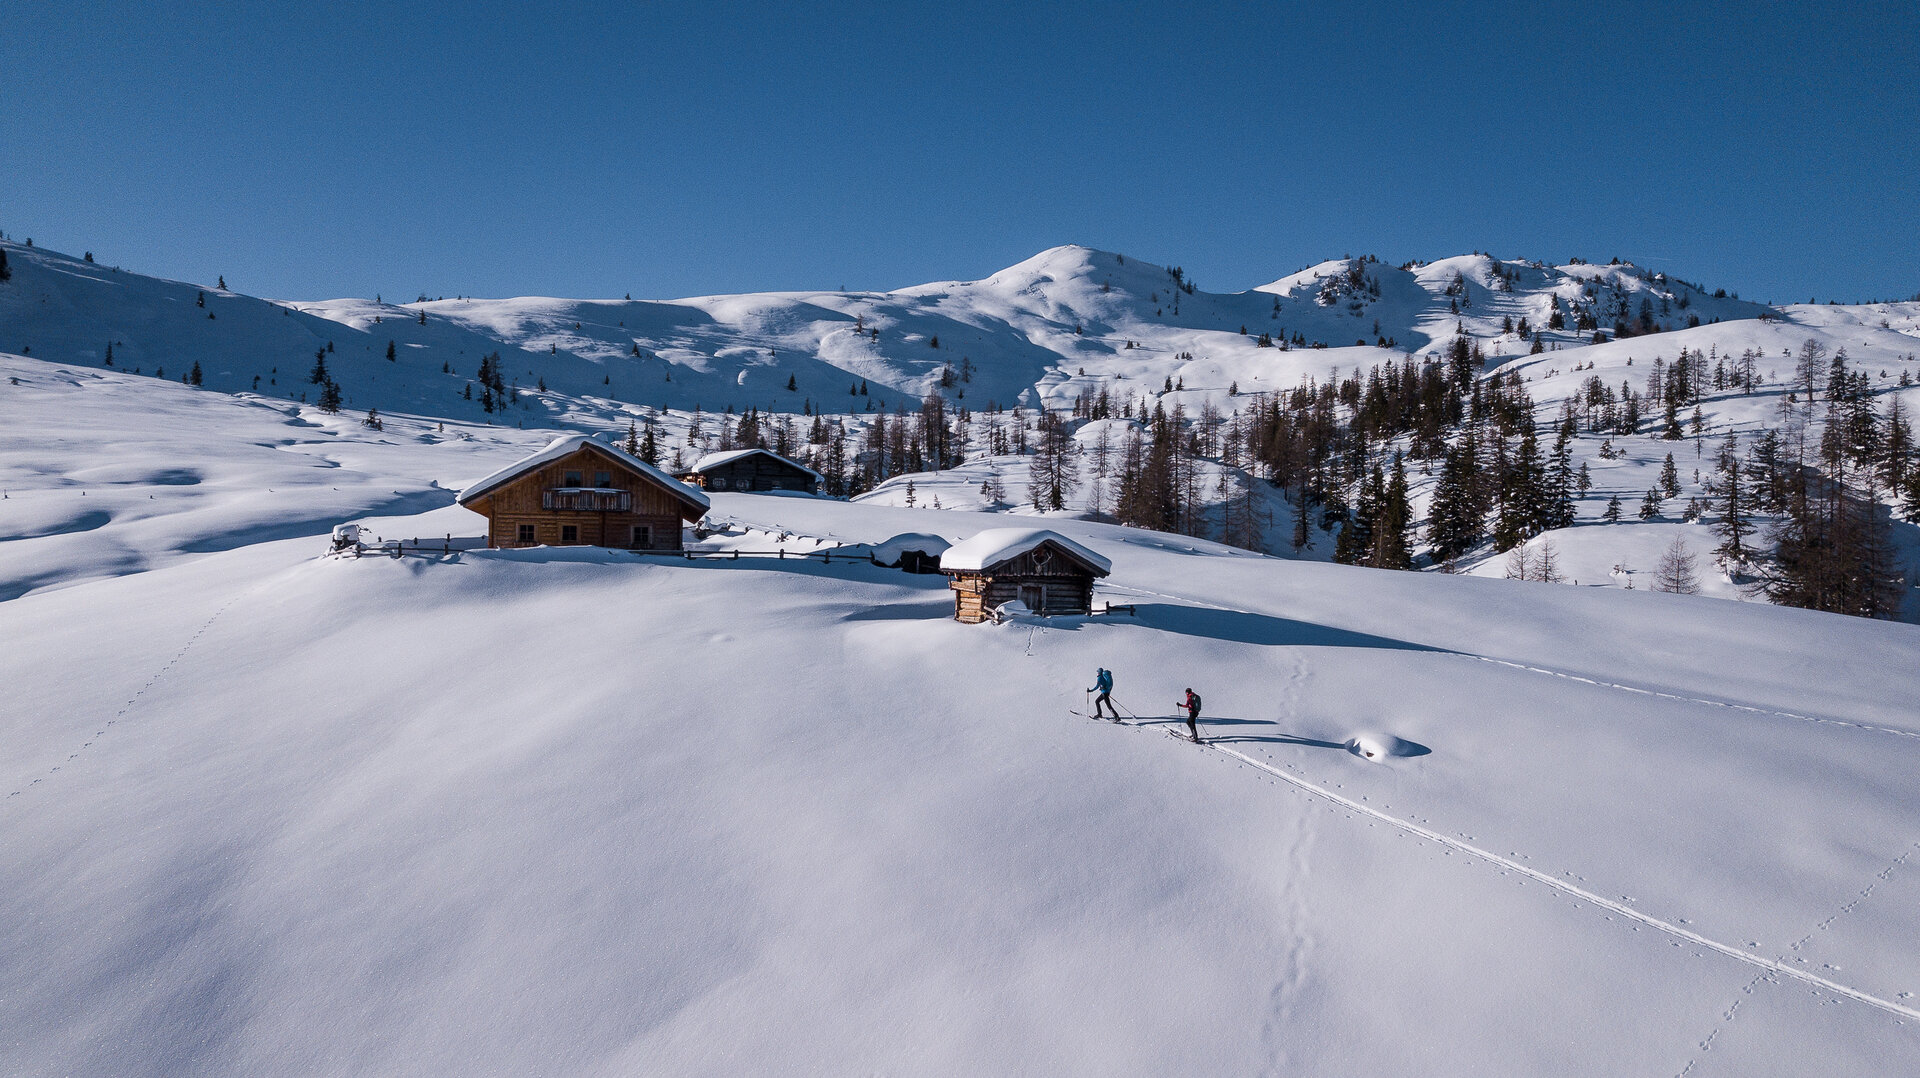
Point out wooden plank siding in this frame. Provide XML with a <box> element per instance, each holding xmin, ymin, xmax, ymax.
<box><xmin>945</xmin><ymin>543</ymin><xmax>1099</xmax><ymax>623</ymax></box>
<box><xmin>466</xmin><ymin>446</ymin><xmax>697</xmax><ymax>550</ymax></box>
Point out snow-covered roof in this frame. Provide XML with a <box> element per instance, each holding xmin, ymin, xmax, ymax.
<box><xmin>685</xmin><ymin>447</ymin><xmax>824</xmax><ymax>482</ymax></box>
<box><xmin>939</xmin><ymin>529</ymin><xmax>1111</xmax><ymax>575</ymax></box>
<box><xmin>457</xmin><ymin>434</ymin><xmax>710</xmax><ymax>512</ymax></box>
<box><xmin>871</xmin><ymin>532</ymin><xmax>952</xmax><ymax>566</ymax></box>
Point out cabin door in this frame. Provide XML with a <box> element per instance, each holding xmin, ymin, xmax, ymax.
<box><xmin>1019</xmin><ymin>584</ymin><xmax>1045</xmax><ymax>612</ymax></box>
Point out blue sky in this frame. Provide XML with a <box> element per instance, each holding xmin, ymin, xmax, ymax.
<box><xmin>5</xmin><ymin>1</ymin><xmax>1915</xmax><ymax>304</ymax></box>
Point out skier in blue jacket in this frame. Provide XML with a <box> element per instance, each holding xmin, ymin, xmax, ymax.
<box><xmin>1088</xmin><ymin>667</ymin><xmax>1119</xmax><ymax>720</ymax></box>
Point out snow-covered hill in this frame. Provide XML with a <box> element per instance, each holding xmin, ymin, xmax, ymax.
<box><xmin>2</xmin><ymin>362</ymin><xmax>1917</xmax><ymax>1074</ymax></box>
<box><xmin>16</xmin><ymin>237</ymin><xmax>1894</xmax><ymax>425</ymax></box>
<box><xmin>6</xmin><ymin>236</ymin><xmax>1920</xmax><ymax>622</ymax></box>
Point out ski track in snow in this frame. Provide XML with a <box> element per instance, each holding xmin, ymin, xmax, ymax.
<box><xmin>1673</xmin><ymin>839</ymin><xmax>1920</xmax><ymax>1074</ymax></box>
<box><xmin>1189</xmin><ymin>737</ymin><xmax>1920</xmax><ymax>1025</ymax></box>
<box><xmin>1464</xmin><ymin>654</ymin><xmax>1920</xmax><ymax>743</ymax></box>
<box><xmin>1089</xmin><ymin>702</ymin><xmax>1920</xmax><ymax>1028</ymax></box>
<box><xmin>1091</xmin><ymin>580</ymin><xmax>1920</xmax><ymax>1025</ymax></box>
<box><xmin>722</xmin><ymin>515</ymin><xmax>1920</xmax><ymax>1027</ymax></box>
<box><xmin>1100</xmin><ymin>582</ymin><xmax>1920</xmax><ymax>744</ymax></box>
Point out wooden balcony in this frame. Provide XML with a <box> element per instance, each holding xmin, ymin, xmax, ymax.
<box><xmin>543</xmin><ymin>487</ymin><xmax>631</xmax><ymax>512</ymax></box>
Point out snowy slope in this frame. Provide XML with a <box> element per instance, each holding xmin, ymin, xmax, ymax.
<box><xmin>7</xmin><ymin>235</ymin><xmax>1919</xmax><ymax>615</ymax></box>
<box><xmin>3</xmin><ymin>359</ymin><xmax>1919</xmax><ymax>1075</ymax></box>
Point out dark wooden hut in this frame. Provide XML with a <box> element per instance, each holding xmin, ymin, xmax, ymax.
<box><xmin>675</xmin><ymin>448</ymin><xmax>821</xmax><ymax>494</ymax></box>
<box><xmin>939</xmin><ymin>529</ymin><xmax>1112</xmax><ymax>623</ymax></box>
<box><xmin>457</xmin><ymin>434</ymin><xmax>710</xmax><ymax>550</ymax></box>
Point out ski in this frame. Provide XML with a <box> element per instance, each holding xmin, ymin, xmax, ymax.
<box><xmin>1166</xmin><ymin>729</ymin><xmax>1204</xmax><ymax>745</ymax></box>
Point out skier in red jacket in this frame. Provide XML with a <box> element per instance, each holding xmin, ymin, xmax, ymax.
<box><xmin>1177</xmin><ymin>688</ymin><xmax>1202</xmax><ymax>742</ymax></box>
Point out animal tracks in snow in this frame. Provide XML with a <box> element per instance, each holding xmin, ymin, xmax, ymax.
<box><xmin>5</xmin><ymin>588</ymin><xmax>252</xmax><ymax>803</ymax></box>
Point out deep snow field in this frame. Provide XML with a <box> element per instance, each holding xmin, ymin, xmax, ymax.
<box><xmin>3</xmin><ymin>352</ymin><xmax>1919</xmax><ymax>1076</ymax></box>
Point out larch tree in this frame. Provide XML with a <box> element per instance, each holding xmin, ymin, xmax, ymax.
<box><xmin>1655</xmin><ymin>535</ymin><xmax>1701</xmax><ymax>594</ymax></box>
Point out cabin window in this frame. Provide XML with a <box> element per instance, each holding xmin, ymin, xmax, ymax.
<box><xmin>516</xmin><ymin>524</ymin><xmax>536</xmax><ymax>544</ymax></box>
<box><xmin>563</xmin><ymin>469</ymin><xmax>583</xmax><ymax>486</ymax></box>
<box><xmin>631</xmin><ymin>525</ymin><xmax>652</xmax><ymax>548</ymax></box>
<box><xmin>712</xmin><ymin>476</ymin><xmax>728</xmax><ymax>491</ymax></box>
<box><xmin>561</xmin><ymin>525</ymin><xmax>579</xmax><ymax>543</ymax></box>
<box><xmin>594</xmin><ymin>470</ymin><xmax>612</xmax><ymax>487</ymax></box>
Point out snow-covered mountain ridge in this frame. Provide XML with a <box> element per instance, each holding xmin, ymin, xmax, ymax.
<box><xmin>8</xmin><ymin>237</ymin><xmax>1910</xmax><ymax>425</ymax></box>
<box><xmin>6</xmin><ymin>235</ymin><xmax>1920</xmax><ymax>622</ymax></box>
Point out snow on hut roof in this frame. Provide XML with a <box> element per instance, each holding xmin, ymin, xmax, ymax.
<box><xmin>457</xmin><ymin>434</ymin><xmax>711</xmax><ymax>511</ymax></box>
<box><xmin>685</xmin><ymin>447</ymin><xmax>825</xmax><ymax>482</ymax></box>
<box><xmin>939</xmin><ymin>528</ymin><xmax>1112</xmax><ymax>575</ymax></box>
<box><xmin>871</xmin><ymin>532</ymin><xmax>952</xmax><ymax>566</ymax></box>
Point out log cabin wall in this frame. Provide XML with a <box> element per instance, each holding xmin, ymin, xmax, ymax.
<box><xmin>472</xmin><ymin>447</ymin><xmax>693</xmax><ymax>550</ymax></box>
<box><xmin>945</xmin><ymin>543</ymin><xmax>1099</xmax><ymax>622</ymax></box>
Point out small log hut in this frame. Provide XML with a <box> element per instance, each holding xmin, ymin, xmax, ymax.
<box><xmin>675</xmin><ymin>448</ymin><xmax>822</xmax><ymax>494</ymax></box>
<box><xmin>457</xmin><ymin>434</ymin><xmax>709</xmax><ymax>549</ymax></box>
<box><xmin>939</xmin><ymin>529</ymin><xmax>1112</xmax><ymax>623</ymax></box>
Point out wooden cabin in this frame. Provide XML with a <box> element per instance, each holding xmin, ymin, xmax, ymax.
<box><xmin>675</xmin><ymin>448</ymin><xmax>822</xmax><ymax>495</ymax></box>
<box><xmin>940</xmin><ymin>529</ymin><xmax>1112</xmax><ymax>623</ymax></box>
<box><xmin>457</xmin><ymin>434</ymin><xmax>710</xmax><ymax>550</ymax></box>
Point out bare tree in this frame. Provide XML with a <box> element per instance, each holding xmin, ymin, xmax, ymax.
<box><xmin>1655</xmin><ymin>534</ymin><xmax>1701</xmax><ymax>594</ymax></box>
<box><xmin>1793</xmin><ymin>338</ymin><xmax>1829</xmax><ymax>406</ymax></box>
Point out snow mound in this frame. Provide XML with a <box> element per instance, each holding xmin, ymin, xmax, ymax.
<box><xmin>1346</xmin><ymin>733</ymin><xmax>1430</xmax><ymax>761</ymax></box>
<box><xmin>940</xmin><ymin>528</ymin><xmax>1112</xmax><ymax>574</ymax></box>
<box><xmin>870</xmin><ymin>532</ymin><xmax>952</xmax><ymax>567</ymax></box>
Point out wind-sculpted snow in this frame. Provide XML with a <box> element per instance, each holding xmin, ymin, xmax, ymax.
<box><xmin>4</xmin><ymin>240</ymin><xmax>1920</xmax><ymax>1071</ymax></box>
<box><xmin>3</xmin><ymin>420</ymin><xmax>1918</xmax><ymax>1074</ymax></box>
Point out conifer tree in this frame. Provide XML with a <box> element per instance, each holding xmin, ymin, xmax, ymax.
<box><xmin>317</xmin><ymin>379</ymin><xmax>343</xmax><ymax>414</ymax></box>
<box><xmin>1369</xmin><ymin>453</ymin><xmax>1414</xmax><ymax>569</ymax></box>
<box><xmin>309</xmin><ymin>349</ymin><xmax>329</xmax><ymax>385</ymax></box>
<box><xmin>1661</xmin><ymin>393</ymin><xmax>1683</xmax><ymax>439</ymax></box>
<box><xmin>1712</xmin><ymin>433</ymin><xmax>1753</xmax><ymax>567</ymax></box>
<box><xmin>189</xmin><ymin>361</ymin><xmax>202</xmax><ymax>386</ymax></box>
<box><xmin>1426</xmin><ymin>432</ymin><xmax>1485</xmax><ymax>561</ymax></box>
<box><xmin>1655</xmin><ymin>535</ymin><xmax>1701</xmax><ymax>594</ymax></box>
<box><xmin>1638</xmin><ymin>488</ymin><xmax>1662</xmax><ymax>520</ymax></box>
<box><xmin>1660</xmin><ymin>453</ymin><xmax>1681</xmax><ymax>498</ymax></box>
<box><xmin>1603</xmin><ymin>493</ymin><xmax>1623</xmax><ymax>522</ymax></box>
<box><xmin>1547</xmin><ymin>422</ymin><xmax>1577</xmax><ymax>528</ymax></box>
<box><xmin>1493</xmin><ymin>426</ymin><xmax>1546</xmax><ymax>550</ymax></box>
<box><xmin>1337</xmin><ymin>464</ymin><xmax>1383</xmax><ymax>565</ymax></box>
<box><xmin>386</xmin><ymin>341</ymin><xmax>397</xmax><ymax>362</ymax></box>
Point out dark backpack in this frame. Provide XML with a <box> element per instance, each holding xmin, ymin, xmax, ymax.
<box><xmin>1187</xmin><ymin>691</ymin><xmax>1202</xmax><ymax>713</ymax></box>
